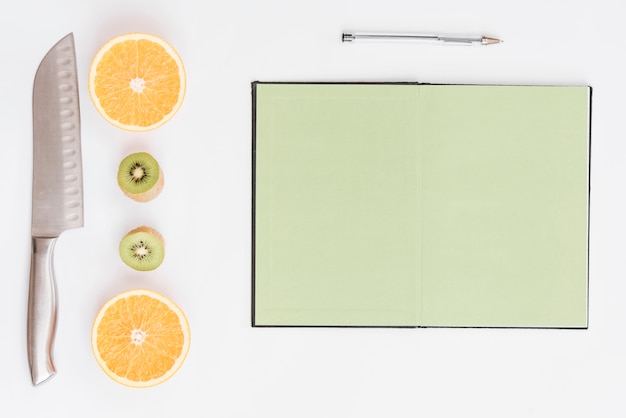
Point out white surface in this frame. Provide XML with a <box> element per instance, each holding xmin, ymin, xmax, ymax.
<box><xmin>1</xmin><ymin>0</ymin><xmax>622</xmax><ymax>416</ymax></box>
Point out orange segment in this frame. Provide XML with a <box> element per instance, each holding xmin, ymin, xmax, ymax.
<box><xmin>91</xmin><ymin>289</ymin><xmax>190</xmax><ymax>387</ymax></box>
<box><xmin>88</xmin><ymin>33</ymin><xmax>186</xmax><ymax>131</ymax></box>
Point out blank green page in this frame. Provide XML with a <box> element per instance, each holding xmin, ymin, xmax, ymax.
<box><xmin>253</xmin><ymin>83</ymin><xmax>590</xmax><ymax>328</ymax></box>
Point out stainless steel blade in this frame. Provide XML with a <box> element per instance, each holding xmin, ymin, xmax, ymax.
<box><xmin>32</xmin><ymin>33</ymin><xmax>83</xmax><ymax>237</ymax></box>
<box><xmin>28</xmin><ymin>32</ymin><xmax>83</xmax><ymax>386</ymax></box>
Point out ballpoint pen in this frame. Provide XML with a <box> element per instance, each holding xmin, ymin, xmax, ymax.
<box><xmin>342</xmin><ymin>32</ymin><xmax>502</xmax><ymax>46</ymax></box>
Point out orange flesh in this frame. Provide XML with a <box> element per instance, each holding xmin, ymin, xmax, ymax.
<box><xmin>92</xmin><ymin>37</ymin><xmax>183</xmax><ymax>129</ymax></box>
<box><xmin>93</xmin><ymin>291</ymin><xmax>189</xmax><ymax>386</ymax></box>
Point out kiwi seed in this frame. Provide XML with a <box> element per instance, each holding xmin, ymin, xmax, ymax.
<box><xmin>117</xmin><ymin>152</ymin><xmax>164</xmax><ymax>202</ymax></box>
<box><xmin>119</xmin><ymin>226</ymin><xmax>165</xmax><ymax>271</ymax></box>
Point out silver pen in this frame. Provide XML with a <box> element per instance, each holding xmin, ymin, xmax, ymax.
<box><xmin>342</xmin><ymin>32</ymin><xmax>502</xmax><ymax>46</ymax></box>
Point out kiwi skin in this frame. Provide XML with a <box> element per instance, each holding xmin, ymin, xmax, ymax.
<box><xmin>117</xmin><ymin>152</ymin><xmax>164</xmax><ymax>202</ymax></box>
<box><xmin>119</xmin><ymin>226</ymin><xmax>165</xmax><ymax>271</ymax></box>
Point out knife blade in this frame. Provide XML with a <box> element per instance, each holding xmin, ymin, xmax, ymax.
<box><xmin>28</xmin><ymin>33</ymin><xmax>83</xmax><ymax>386</ymax></box>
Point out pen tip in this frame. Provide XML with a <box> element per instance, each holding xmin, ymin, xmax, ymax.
<box><xmin>482</xmin><ymin>36</ymin><xmax>502</xmax><ymax>45</ymax></box>
<box><xmin>342</xmin><ymin>33</ymin><xmax>356</xmax><ymax>43</ymax></box>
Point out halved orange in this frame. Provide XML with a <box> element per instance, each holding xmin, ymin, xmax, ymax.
<box><xmin>88</xmin><ymin>33</ymin><xmax>186</xmax><ymax>131</ymax></box>
<box><xmin>91</xmin><ymin>289</ymin><xmax>190</xmax><ymax>388</ymax></box>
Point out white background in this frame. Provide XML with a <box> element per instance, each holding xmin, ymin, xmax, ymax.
<box><xmin>1</xmin><ymin>0</ymin><xmax>622</xmax><ymax>416</ymax></box>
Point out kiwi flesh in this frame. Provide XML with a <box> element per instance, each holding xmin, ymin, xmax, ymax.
<box><xmin>117</xmin><ymin>152</ymin><xmax>164</xmax><ymax>202</ymax></box>
<box><xmin>119</xmin><ymin>226</ymin><xmax>165</xmax><ymax>271</ymax></box>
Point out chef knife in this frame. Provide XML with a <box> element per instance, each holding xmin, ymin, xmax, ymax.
<box><xmin>28</xmin><ymin>33</ymin><xmax>83</xmax><ymax>386</ymax></box>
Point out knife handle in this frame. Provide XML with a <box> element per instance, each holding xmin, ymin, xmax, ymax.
<box><xmin>27</xmin><ymin>237</ymin><xmax>58</xmax><ymax>385</ymax></box>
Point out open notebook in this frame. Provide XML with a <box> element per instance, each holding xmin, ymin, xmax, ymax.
<box><xmin>252</xmin><ymin>82</ymin><xmax>590</xmax><ymax>328</ymax></box>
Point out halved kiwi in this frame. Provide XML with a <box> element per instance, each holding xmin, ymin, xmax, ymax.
<box><xmin>117</xmin><ymin>152</ymin><xmax>164</xmax><ymax>202</ymax></box>
<box><xmin>119</xmin><ymin>226</ymin><xmax>165</xmax><ymax>271</ymax></box>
